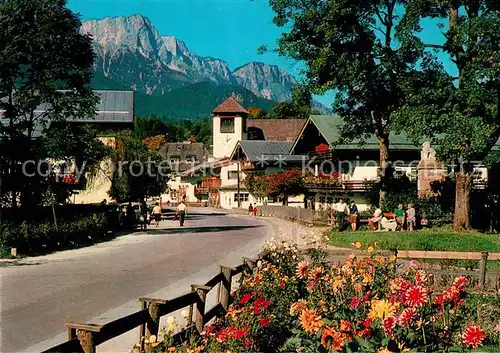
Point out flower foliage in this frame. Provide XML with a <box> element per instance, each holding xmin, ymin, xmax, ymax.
<box><xmin>155</xmin><ymin>241</ymin><xmax>499</xmax><ymax>353</ymax></box>
<box><xmin>244</xmin><ymin>169</ymin><xmax>305</xmax><ymax>201</ymax></box>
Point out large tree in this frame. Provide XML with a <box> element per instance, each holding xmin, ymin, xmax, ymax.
<box><xmin>267</xmin><ymin>0</ymin><xmax>422</xmax><ymax>203</ymax></box>
<box><xmin>394</xmin><ymin>0</ymin><xmax>500</xmax><ymax>230</ymax></box>
<box><xmin>109</xmin><ymin>132</ymin><xmax>169</xmax><ymax>203</ymax></box>
<box><xmin>0</xmin><ymin>0</ymin><xmax>97</xmax><ymax>206</ymax></box>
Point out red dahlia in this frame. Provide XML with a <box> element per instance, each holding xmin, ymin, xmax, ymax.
<box><xmin>453</xmin><ymin>276</ymin><xmax>468</xmax><ymax>290</ymax></box>
<box><xmin>239</xmin><ymin>293</ymin><xmax>252</xmax><ymax>305</ymax></box>
<box><xmin>382</xmin><ymin>316</ymin><xmax>397</xmax><ymax>333</ymax></box>
<box><xmin>398</xmin><ymin>308</ymin><xmax>417</xmax><ymax>327</ymax></box>
<box><xmin>461</xmin><ymin>325</ymin><xmax>486</xmax><ymax>349</ymax></box>
<box><xmin>258</xmin><ymin>317</ymin><xmax>270</xmax><ymax>327</ymax></box>
<box><xmin>403</xmin><ymin>285</ymin><xmax>428</xmax><ymax>308</ymax></box>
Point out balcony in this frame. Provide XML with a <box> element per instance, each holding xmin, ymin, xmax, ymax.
<box><xmin>304</xmin><ymin>176</ymin><xmax>369</xmax><ymax>193</ymax></box>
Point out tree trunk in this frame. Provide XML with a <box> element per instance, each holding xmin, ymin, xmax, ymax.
<box><xmin>449</xmin><ymin>6</ymin><xmax>458</xmax><ymax>28</ymax></box>
<box><xmin>454</xmin><ymin>172</ymin><xmax>471</xmax><ymax>231</ymax></box>
<box><xmin>379</xmin><ymin>136</ymin><xmax>391</xmax><ymax>207</ymax></box>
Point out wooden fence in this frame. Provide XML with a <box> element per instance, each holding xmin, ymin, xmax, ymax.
<box><xmin>39</xmin><ymin>249</ymin><xmax>499</xmax><ymax>353</ymax></box>
<box><xmin>323</xmin><ymin>249</ymin><xmax>500</xmax><ymax>291</ymax></box>
<box><xmin>41</xmin><ymin>255</ymin><xmax>265</xmax><ymax>353</ymax></box>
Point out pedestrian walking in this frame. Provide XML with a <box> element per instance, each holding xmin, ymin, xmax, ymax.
<box><xmin>152</xmin><ymin>202</ymin><xmax>162</xmax><ymax>228</ymax></box>
<box><xmin>253</xmin><ymin>205</ymin><xmax>258</xmax><ymax>216</ymax></box>
<box><xmin>248</xmin><ymin>203</ymin><xmax>254</xmax><ymax>216</ymax></box>
<box><xmin>177</xmin><ymin>201</ymin><xmax>187</xmax><ymax>227</ymax></box>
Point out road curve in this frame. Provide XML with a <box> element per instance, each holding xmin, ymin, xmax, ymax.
<box><xmin>1</xmin><ymin>209</ymin><xmax>271</xmax><ymax>353</ymax></box>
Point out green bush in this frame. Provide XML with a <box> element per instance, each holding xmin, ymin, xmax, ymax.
<box><xmin>0</xmin><ymin>211</ymin><xmax>111</xmax><ymax>257</ymax></box>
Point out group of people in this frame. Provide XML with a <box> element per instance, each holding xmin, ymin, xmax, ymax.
<box><xmin>369</xmin><ymin>203</ymin><xmax>416</xmax><ymax>231</ymax></box>
<box><xmin>138</xmin><ymin>202</ymin><xmax>163</xmax><ymax>230</ymax></box>
<box><xmin>331</xmin><ymin>199</ymin><xmax>417</xmax><ymax>232</ymax></box>
<box><xmin>331</xmin><ymin>199</ymin><xmax>359</xmax><ymax>231</ymax></box>
<box><xmin>248</xmin><ymin>203</ymin><xmax>258</xmax><ymax>216</ymax></box>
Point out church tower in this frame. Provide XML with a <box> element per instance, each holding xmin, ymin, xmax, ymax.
<box><xmin>211</xmin><ymin>96</ymin><xmax>248</xmax><ymax>158</ymax></box>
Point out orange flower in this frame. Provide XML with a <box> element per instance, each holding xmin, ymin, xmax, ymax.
<box><xmin>340</xmin><ymin>319</ymin><xmax>353</xmax><ymax>333</ymax></box>
<box><xmin>296</xmin><ymin>260</ymin><xmax>311</xmax><ymax>279</ymax></box>
<box><xmin>300</xmin><ymin>308</ymin><xmax>324</xmax><ymax>334</ymax></box>
<box><xmin>290</xmin><ymin>299</ymin><xmax>308</xmax><ymax>316</ymax></box>
<box><xmin>321</xmin><ymin>326</ymin><xmax>344</xmax><ymax>352</ymax></box>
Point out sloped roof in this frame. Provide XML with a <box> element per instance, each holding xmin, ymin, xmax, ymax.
<box><xmin>158</xmin><ymin>142</ymin><xmax>211</xmax><ymax>173</ymax></box>
<box><xmin>304</xmin><ymin>115</ymin><xmax>421</xmax><ymax>151</ymax></box>
<box><xmin>229</xmin><ymin>140</ymin><xmax>308</xmax><ymax>166</ymax></box>
<box><xmin>212</xmin><ymin>97</ymin><xmax>248</xmax><ymax>114</ymax></box>
<box><xmin>236</xmin><ymin>140</ymin><xmax>294</xmax><ymax>161</ymax></box>
<box><xmin>1</xmin><ymin>90</ymin><xmax>134</xmax><ymax>129</ymax></box>
<box><xmin>181</xmin><ymin>157</ymin><xmax>232</xmax><ymax>177</ymax></box>
<box><xmin>247</xmin><ymin>119</ymin><xmax>306</xmax><ymax>142</ymax></box>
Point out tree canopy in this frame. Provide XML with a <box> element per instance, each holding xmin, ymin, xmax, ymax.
<box><xmin>0</xmin><ymin>0</ymin><xmax>100</xmax><ymax>207</ymax></box>
<box><xmin>267</xmin><ymin>0</ymin><xmax>422</xmax><ymax>203</ymax></box>
<box><xmin>393</xmin><ymin>0</ymin><xmax>500</xmax><ymax>229</ymax></box>
<box><xmin>109</xmin><ymin>132</ymin><xmax>169</xmax><ymax>203</ymax></box>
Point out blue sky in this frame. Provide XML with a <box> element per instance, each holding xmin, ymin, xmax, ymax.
<box><xmin>67</xmin><ymin>0</ymin><xmax>336</xmax><ymax>106</ymax></box>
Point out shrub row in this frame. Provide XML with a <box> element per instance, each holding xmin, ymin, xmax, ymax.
<box><xmin>0</xmin><ymin>211</ymin><xmax>114</xmax><ymax>257</ymax></box>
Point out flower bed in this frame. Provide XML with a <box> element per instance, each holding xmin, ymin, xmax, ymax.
<box><xmin>154</xmin><ymin>244</ymin><xmax>500</xmax><ymax>353</ymax></box>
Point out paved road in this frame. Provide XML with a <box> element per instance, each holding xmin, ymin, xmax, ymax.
<box><xmin>1</xmin><ymin>209</ymin><xmax>271</xmax><ymax>353</ymax></box>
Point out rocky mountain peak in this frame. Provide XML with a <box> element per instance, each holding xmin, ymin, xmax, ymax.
<box><xmin>233</xmin><ymin>62</ymin><xmax>297</xmax><ymax>101</ymax></box>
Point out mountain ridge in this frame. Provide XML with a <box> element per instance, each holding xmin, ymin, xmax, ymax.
<box><xmin>82</xmin><ymin>14</ymin><xmax>330</xmax><ymax>118</ymax></box>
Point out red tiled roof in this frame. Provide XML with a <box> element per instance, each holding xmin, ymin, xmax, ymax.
<box><xmin>212</xmin><ymin>97</ymin><xmax>249</xmax><ymax>114</ymax></box>
<box><xmin>247</xmin><ymin>119</ymin><xmax>306</xmax><ymax>142</ymax></box>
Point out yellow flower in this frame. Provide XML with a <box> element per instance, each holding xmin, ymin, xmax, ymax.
<box><xmin>367</xmin><ymin>246</ymin><xmax>374</xmax><ymax>253</ymax></box>
<box><xmin>389</xmin><ymin>254</ymin><xmax>397</xmax><ymax>262</ymax></box>
<box><xmin>379</xmin><ymin>348</ymin><xmax>391</xmax><ymax>353</ymax></box>
<box><xmin>362</xmin><ymin>274</ymin><xmax>373</xmax><ymax>285</ymax></box>
<box><xmin>168</xmin><ymin>347</ymin><xmax>176</xmax><ymax>352</ymax></box>
<box><xmin>368</xmin><ymin>299</ymin><xmax>395</xmax><ymax>320</ymax></box>
<box><xmin>354</xmin><ymin>241</ymin><xmax>362</xmax><ymax>249</ymax></box>
<box><xmin>375</xmin><ymin>256</ymin><xmax>385</xmax><ymax>264</ymax></box>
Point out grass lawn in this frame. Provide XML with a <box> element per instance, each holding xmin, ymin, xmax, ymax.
<box><xmin>328</xmin><ymin>226</ymin><xmax>500</xmax><ymax>253</ymax></box>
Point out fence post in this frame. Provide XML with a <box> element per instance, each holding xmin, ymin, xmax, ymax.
<box><xmin>139</xmin><ymin>298</ymin><xmax>167</xmax><ymax>353</ymax></box>
<box><xmin>77</xmin><ymin>330</ymin><xmax>95</xmax><ymax>353</ymax></box>
<box><xmin>137</xmin><ymin>299</ymin><xmax>147</xmax><ymax>353</ymax></box>
<box><xmin>242</xmin><ymin>256</ymin><xmax>256</xmax><ymax>271</ymax></box>
<box><xmin>66</xmin><ymin>323</ymin><xmax>102</xmax><ymax>353</ymax></box>
<box><xmin>192</xmin><ymin>285</ymin><xmax>211</xmax><ymax>333</ymax></box>
<box><xmin>219</xmin><ymin>265</ymin><xmax>235</xmax><ymax>311</ymax></box>
<box><xmin>479</xmin><ymin>251</ymin><xmax>489</xmax><ymax>288</ymax></box>
<box><xmin>67</xmin><ymin>327</ymin><xmax>77</xmax><ymax>341</ymax></box>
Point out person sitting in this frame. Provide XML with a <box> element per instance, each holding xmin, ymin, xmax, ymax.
<box><xmin>380</xmin><ymin>215</ymin><xmax>398</xmax><ymax>231</ymax></box>
<box><xmin>406</xmin><ymin>203</ymin><xmax>416</xmax><ymax>232</ymax></box>
<box><xmin>394</xmin><ymin>204</ymin><xmax>405</xmax><ymax>230</ymax></box>
<box><xmin>369</xmin><ymin>208</ymin><xmax>383</xmax><ymax>230</ymax></box>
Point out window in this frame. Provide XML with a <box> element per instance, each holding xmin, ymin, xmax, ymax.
<box><xmin>228</xmin><ymin>171</ymin><xmax>240</xmax><ymax>180</ymax></box>
<box><xmin>220</xmin><ymin>118</ymin><xmax>235</xmax><ymax>133</ymax></box>
<box><xmin>170</xmin><ymin>155</ymin><xmax>181</xmax><ymax>163</ymax></box>
<box><xmin>233</xmin><ymin>193</ymin><xmax>249</xmax><ymax>202</ymax></box>
<box><xmin>185</xmin><ymin>155</ymin><xmax>197</xmax><ymax>163</ymax></box>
